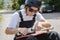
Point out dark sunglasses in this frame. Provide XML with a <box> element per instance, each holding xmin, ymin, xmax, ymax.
<box><xmin>29</xmin><ymin>7</ymin><xmax>39</xmax><ymax>13</ymax></box>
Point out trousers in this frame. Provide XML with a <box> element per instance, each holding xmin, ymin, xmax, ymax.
<box><xmin>14</xmin><ymin>31</ymin><xmax>60</xmax><ymax>40</ymax></box>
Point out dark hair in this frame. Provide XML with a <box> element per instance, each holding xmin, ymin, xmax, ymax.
<box><xmin>25</xmin><ymin>0</ymin><xmax>41</xmax><ymax>8</ymax></box>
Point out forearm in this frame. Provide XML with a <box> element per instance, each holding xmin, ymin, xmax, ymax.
<box><xmin>41</xmin><ymin>22</ymin><xmax>51</xmax><ymax>28</ymax></box>
<box><xmin>5</xmin><ymin>27</ymin><xmax>19</xmax><ymax>35</ymax></box>
<box><xmin>38</xmin><ymin>20</ymin><xmax>51</xmax><ymax>28</ymax></box>
<box><xmin>33</xmin><ymin>21</ymin><xmax>51</xmax><ymax>31</ymax></box>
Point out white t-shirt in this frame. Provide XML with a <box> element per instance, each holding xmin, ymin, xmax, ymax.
<box><xmin>8</xmin><ymin>9</ymin><xmax>45</xmax><ymax>29</ymax></box>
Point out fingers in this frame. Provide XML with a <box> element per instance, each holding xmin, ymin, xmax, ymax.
<box><xmin>18</xmin><ymin>28</ymin><xmax>28</xmax><ymax>35</ymax></box>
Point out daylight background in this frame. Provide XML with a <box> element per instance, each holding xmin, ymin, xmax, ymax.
<box><xmin>0</xmin><ymin>0</ymin><xmax>60</xmax><ymax>40</ymax></box>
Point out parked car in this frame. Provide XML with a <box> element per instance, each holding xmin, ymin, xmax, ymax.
<box><xmin>40</xmin><ymin>4</ymin><xmax>54</xmax><ymax>13</ymax></box>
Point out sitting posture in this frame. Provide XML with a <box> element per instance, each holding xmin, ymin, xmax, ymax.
<box><xmin>5</xmin><ymin>0</ymin><xmax>60</xmax><ymax>40</ymax></box>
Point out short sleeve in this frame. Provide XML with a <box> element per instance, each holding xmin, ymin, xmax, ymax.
<box><xmin>8</xmin><ymin>12</ymin><xmax>20</xmax><ymax>29</ymax></box>
<box><xmin>36</xmin><ymin>12</ymin><xmax>45</xmax><ymax>21</ymax></box>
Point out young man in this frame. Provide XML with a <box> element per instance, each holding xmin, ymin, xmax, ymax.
<box><xmin>5</xmin><ymin>0</ymin><xmax>60</xmax><ymax>40</ymax></box>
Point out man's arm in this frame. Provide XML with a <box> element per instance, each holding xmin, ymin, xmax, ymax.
<box><xmin>5</xmin><ymin>27</ymin><xmax>28</xmax><ymax>35</ymax></box>
<box><xmin>5</xmin><ymin>12</ymin><xmax>20</xmax><ymax>35</ymax></box>
<box><xmin>5</xmin><ymin>27</ymin><xmax>20</xmax><ymax>34</ymax></box>
<box><xmin>39</xmin><ymin>19</ymin><xmax>51</xmax><ymax>28</ymax></box>
<box><xmin>33</xmin><ymin>18</ymin><xmax>51</xmax><ymax>31</ymax></box>
<box><xmin>35</xmin><ymin>13</ymin><xmax>51</xmax><ymax>31</ymax></box>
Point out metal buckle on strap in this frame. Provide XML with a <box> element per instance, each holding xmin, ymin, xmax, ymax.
<box><xmin>16</xmin><ymin>32</ymin><xmax>23</xmax><ymax>36</ymax></box>
<box><xmin>27</xmin><ymin>28</ymin><xmax>35</xmax><ymax>34</ymax></box>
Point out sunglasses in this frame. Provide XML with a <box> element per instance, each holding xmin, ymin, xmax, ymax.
<box><xmin>29</xmin><ymin>7</ymin><xmax>39</xmax><ymax>13</ymax></box>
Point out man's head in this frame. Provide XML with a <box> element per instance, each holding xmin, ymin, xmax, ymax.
<box><xmin>24</xmin><ymin>0</ymin><xmax>41</xmax><ymax>16</ymax></box>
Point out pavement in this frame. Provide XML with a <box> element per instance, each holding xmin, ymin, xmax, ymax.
<box><xmin>42</xmin><ymin>12</ymin><xmax>60</xmax><ymax>34</ymax></box>
<box><xmin>0</xmin><ymin>12</ymin><xmax>60</xmax><ymax>40</ymax></box>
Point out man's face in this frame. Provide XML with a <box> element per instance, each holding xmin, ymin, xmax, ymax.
<box><xmin>26</xmin><ymin>6</ymin><xmax>39</xmax><ymax>16</ymax></box>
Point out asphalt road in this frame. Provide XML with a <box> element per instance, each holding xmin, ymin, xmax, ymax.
<box><xmin>0</xmin><ymin>12</ymin><xmax>60</xmax><ymax>40</ymax></box>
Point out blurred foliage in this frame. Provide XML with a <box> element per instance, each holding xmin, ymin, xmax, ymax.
<box><xmin>0</xmin><ymin>14</ymin><xmax>2</xmax><ymax>22</ymax></box>
<box><xmin>12</xmin><ymin>2</ymin><xmax>19</xmax><ymax>10</ymax></box>
<box><xmin>49</xmin><ymin>0</ymin><xmax>60</xmax><ymax>11</ymax></box>
<box><xmin>44</xmin><ymin>0</ymin><xmax>60</xmax><ymax>11</ymax></box>
<box><xmin>0</xmin><ymin>0</ymin><xmax>4</xmax><ymax>9</ymax></box>
<box><xmin>12</xmin><ymin>0</ymin><xmax>60</xmax><ymax>11</ymax></box>
<box><xmin>43</xmin><ymin>0</ymin><xmax>50</xmax><ymax>3</ymax></box>
<box><xmin>18</xmin><ymin>0</ymin><xmax>25</xmax><ymax>5</ymax></box>
<box><xmin>12</xmin><ymin>0</ymin><xmax>25</xmax><ymax>10</ymax></box>
<box><xmin>12</xmin><ymin>0</ymin><xmax>19</xmax><ymax>10</ymax></box>
<box><xmin>17</xmin><ymin>0</ymin><xmax>25</xmax><ymax>9</ymax></box>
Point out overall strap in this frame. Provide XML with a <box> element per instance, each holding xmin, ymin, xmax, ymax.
<box><xmin>18</xmin><ymin>10</ymin><xmax>36</xmax><ymax>21</ymax></box>
<box><xmin>33</xmin><ymin>14</ymin><xmax>36</xmax><ymax>21</ymax></box>
<box><xmin>18</xmin><ymin>11</ymin><xmax>23</xmax><ymax>22</ymax></box>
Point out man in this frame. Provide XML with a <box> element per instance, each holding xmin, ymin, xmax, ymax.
<box><xmin>5</xmin><ymin>0</ymin><xmax>60</xmax><ymax>40</ymax></box>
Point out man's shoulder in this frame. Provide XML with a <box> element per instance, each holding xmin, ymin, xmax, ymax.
<box><xmin>12</xmin><ymin>11</ymin><xmax>19</xmax><ymax>18</ymax></box>
<box><xmin>16</xmin><ymin>9</ymin><xmax>25</xmax><ymax>14</ymax></box>
<box><xmin>36</xmin><ymin>12</ymin><xmax>42</xmax><ymax>16</ymax></box>
<box><xmin>13</xmin><ymin>9</ymin><xmax>23</xmax><ymax>15</ymax></box>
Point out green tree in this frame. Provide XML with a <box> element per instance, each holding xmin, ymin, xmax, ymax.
<box><xmin>17</xmin><ymin>0</ymin><xmax>25</xmax><ymax>10</ymax></box>
<box><xmin>0</xmin><ymin>0</ymin><xmax>4</xmax><ymax>9</ymax></box>
<box><xmin>49</xmin><ymin>0</ymin><xmax>60</xmax><ymax>11</ymax></box>
<box><xmin>12</xmin><ymin>2</ymin><xmax>19</xmax><ymax>10</ymax></box>
<box><xmin>43</xmin><ymin>0</ymin><xmax>50</xmax><ymax>3</ymax></box>
<box><xmin>12</xmin><ymin>0</ymin><xmax>25</xmax><ymax>10</ymax></box>
<box><xmin>12</xmin><ymin>0</ymin><xmax>19</xmax><ymax>10</ymax></box>
<box><xmin>18</xmin><ymin>0</ymin><xmax>25</xmax><ymax>6</ymax></box>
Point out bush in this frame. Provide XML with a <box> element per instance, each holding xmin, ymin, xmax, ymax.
<box><xmin>0</xmin><ymin>0</ymin><xmax>4</xmax><ymax>9</ymax></box>
<box><xmin>54</xmin><ymin>0</ymin><xmax>60</xmax><ymax>11</ymax></box>
<box><xmin>43</xmin><ymin>0</ymin><xmax>60</xmax><ymax>11</ymax></box>
<box><xmin>17</xmin><ymin>0</ymin><xmax>25</xmax><ymax>10</ymax></box>
<box><xmin>12</xmin><ymin>2</ymin><xmax>19</xmax><ymax>10</ymax></box>
<box><xmin>49</xmin><ymin>0</ymin><xmax>60</xmax><ymax>11</ymax></box>
<box><xmin>12</xmin><ymin>0</ymin><xmax>25</xmax><ymax>10</ymax></box>
<box><xmin>18</xmin><ymin>0</ymin><xmax>25</xmax><ymax>6</ymax></box>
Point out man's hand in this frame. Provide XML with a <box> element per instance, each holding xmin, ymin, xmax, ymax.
<box><xmin>18</xmin><ymin>28</ymin><xmax>28</xmax><ymax>35</ymax></box>
<box><xmin>32</xmin><ymin>21</ymin><xmax>42</xmax><ymax>31</ymax></box>
<box><xmin>32</xmin><ymin>21</ymin><xmax>52</xmax><ymax>31</ymax></box>
<box><xmin>40</xmin><ymin>26</ymin><xmax>54</xmax><ymax>32</ymax></box>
